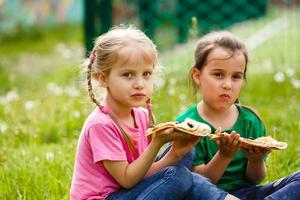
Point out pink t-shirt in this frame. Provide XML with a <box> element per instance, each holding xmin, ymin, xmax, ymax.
<box><xmin>70</xmin><ymin>105</ymin><xmax>150</xmax><ymax>200</ymax></box>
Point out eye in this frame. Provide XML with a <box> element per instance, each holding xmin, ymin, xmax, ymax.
<box><xmin>232</xmin><ymin>74</ymin><xmax>243</xmax><ymax>80</ymax></box>
<box><xmin>143</xmin><ymin>71</ymin><xmax>152</xmax><ymax>78</ymax></box>
<box><xmin>122</xmin><ymin>72</ymin><xmax>133</xmax><ymax>79</ymax></box>
<box><xmin>213</xmin><ymin>72</ymin><xmax>224</xmax><ymax>79</ymax></box>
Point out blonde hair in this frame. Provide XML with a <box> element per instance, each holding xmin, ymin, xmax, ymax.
<box><xmin>190</xmin><ymin>31</ymin><xmax>248</xmax><ymax>96</ymax></box>
<box><xmin>86</xmin><ymin>25</ymin><xmax>158</xmax><ymax>154</ymax></box>
<box><xmin>87</xmin><ymin>25</ymin><xmax>158</xmax><ymax>108</ymax></box>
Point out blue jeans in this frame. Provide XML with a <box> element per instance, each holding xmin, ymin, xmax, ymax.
<box><xmin>228</xmin><ymin>170</ymin><xmax>300</xmax><ymax>200</ymax></box>
<box><xmin>106</xmin><ymin>166</ymin><xmax>193</xmax><ymax>200</ymax></box>
<box><xmin>157</xmin><ymin>143</ymin><xmax>229</xmax><ymax>200</ymax></box>
<box><xmin>107</xmin><ymin>143</ymin><xmax>229</xmax><ymax>200</ymax></box>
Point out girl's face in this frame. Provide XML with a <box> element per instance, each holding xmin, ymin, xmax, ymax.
<box><xmin>99</xmin><ymin>55</ymin><xmax>154</xmax><ymax>111</ymax></box>
<box><xmin>192</xmin><ymin>47</ymin><xmax>246</xmax><ymax>111</ymax></box>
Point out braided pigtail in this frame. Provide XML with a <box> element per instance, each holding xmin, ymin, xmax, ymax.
<box><xmin>146</xmin><ymin>99</ymin><xmax>156</xmax><ymax>128</ymax></box>
<box><xmin>87</xmin><ymin>51</ymin><xmax>136</xmax><ymax>156</ymax></box>
<box><xmin>87</xmin><ymin>52</ymin><xmax>102</xmax><ymax>109</ymax></box>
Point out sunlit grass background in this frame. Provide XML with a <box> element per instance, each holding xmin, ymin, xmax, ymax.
<box><xmin>0</xmin><ymin>7</ymin><xmax>299</xmax><ymax>200</ymax></box>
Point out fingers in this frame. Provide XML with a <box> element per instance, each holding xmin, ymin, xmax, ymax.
<box><xmin>243</xmin><ymin>146</ymin><xmax>271</xmax><ymax>155</ymax></box>
<box><xmin>220</xmin><ymin>131</ymin><xmax>239</xmax><ymax>147</ymax></box>
<box><xmin>256</xmin><ymin>147</ymin><xmax>271</xmax><ymax>155</ymax></box>
<box><xmin>162</xmin><ymin>127</ymin><xmax>174</xmax><ymax>134</ymax></box>
<box><xmin>244</xmin><ymin>147</ymin><xmax>260</xmax><ymax>154</ymax></box>
<box><xmin>215</xmin><ymin>127</ymin><xmax>222</xmax><ymax>134</ymax></box>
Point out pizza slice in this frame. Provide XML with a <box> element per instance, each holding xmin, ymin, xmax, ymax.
<box><xmin>145</xmin><ymin>118</ymin><xmax>211</xmax><ymax>137</ymax></box>
<box><xmin>239</xmin><ymin>136</ymin><xmax>287</xmax><ymax>150</ymax></box>
<box><xmin>209</xmin><ymin>132</ymin><xmax>287</xmax><ymax>150</ymax></box>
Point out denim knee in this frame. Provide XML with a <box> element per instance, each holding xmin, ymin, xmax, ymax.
<box><xmin>291</xmin><ymin>170</ymin><xmax>300</xmax><ymax>179</ymax></box>
<box><xmin>273</xmin><ymin>170</ymin><xmax>300</xmax><ymax>187</ymax></box>
<box><xmin>185</xmin><ymin>173</ymin><xmax>228</xmax><ymax>200</ymax></box>
<box><xmin>164</xmin><ymin>166</ymin><xmax>193</xmax><ymax>192</ymax></box>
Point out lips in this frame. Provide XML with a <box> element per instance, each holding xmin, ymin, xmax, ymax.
<box><xmin>220</xmin><ymin>94</ymin><xmax>230</xmax><ymax>99</ymax></box>
<box><xmin>131</xmin><ymin>93</ymin><xmax>146</xmax><ymax>99</ymax></box>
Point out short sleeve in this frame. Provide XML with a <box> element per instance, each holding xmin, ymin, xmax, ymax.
<box><xmin>247</xmin><ymin>117</ymin><xmax>266</xmax><ymax>139</ymax></box>
<box><xmin>87</xmin><ymin>124</ymin><xmax>127</xmax><ymax>163</ymax></box>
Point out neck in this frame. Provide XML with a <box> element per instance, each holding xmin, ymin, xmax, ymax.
<box><xmin>197</xmin><ymin>101</ymin><xmax>238</xmax><ymax>130</ymax></box>
<box><xmin>198</xmin><ymin>101</ymin><xmax>232</xmax><ymax>118</ymax></box>
<box><xmin>106</xmin><ymin>95</ymin><xmax>132</xmax><ymax>120</ymax></box>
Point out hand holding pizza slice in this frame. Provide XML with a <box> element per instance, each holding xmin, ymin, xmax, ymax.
<box><xmin>209</xmin><ymin>132</ymin><xmax>287</xmax><ymax>150</ymax></box>
<box><xmin>145</xmin><ymin>118</ymin><xmax>211</xmax><ymax>138</ymax></box>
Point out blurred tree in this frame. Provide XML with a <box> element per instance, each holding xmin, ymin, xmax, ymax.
<box><xmin>83</xmin><ymin>0</ymin><xmax>112</xmax><ymax>56</ymax></box>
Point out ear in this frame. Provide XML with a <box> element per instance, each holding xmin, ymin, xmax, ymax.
<box><xmin>96</xmin><ymin>72</ymin><xmax>108</xmax><ymax>88</ymax></box>
<box><xmin>191</xmin><ymin>68</ymin><xmax>202</xmax><ymax>86</ymax></box>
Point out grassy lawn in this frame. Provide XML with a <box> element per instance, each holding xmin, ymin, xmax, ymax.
<box><xmin>0</xmin><ymin>7</ymin><xmax>299</xmax><ymax>199</ymax></box>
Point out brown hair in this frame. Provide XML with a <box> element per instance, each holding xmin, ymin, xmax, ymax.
<box><xmin>190</xmin><ymin>31</ymin><xmax>263</xmax><ymax>122</ymax></box>
<box><xmin>191</xmin><ymin>31</ymin><xmax>248</xmax><ymax>96</ymax></box>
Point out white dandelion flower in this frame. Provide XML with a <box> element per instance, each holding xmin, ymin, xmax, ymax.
<box><xmin>24</xmin><ymin>100</ymin><xmax>36</xmax><ymax>110</ymax></box>
<box><xmin>64</xmin><ymin>86</ymin><xmax>80</xmax><ymax>97</ymax></box>
<box><xmin>0</xmin><ymin>123</ymin><xmax>8</xmax><ymax>133</ymax></box>
<box><xmin>0</xmin><ymin>90</ymin><xmax>19</xmax><ymax>105</ymax></box>
<box><xmin>7</xmin><ymin>91</ymin><xmax>19</xmax><ymax>101</ymax></box>
<box><xmin>179</xmin><ymin>94</ymin><xmax>187</xmax><ymax>101</ymax></box>
<box><xmin>271</xmin><ymin>126</ymin><xmax>278</xmax><ymax>133</ymax></box>
<box><xmin>154</xmin><ymin>77</ymin><xmax>165</xmax><ymax>88</ymax></box>
<box><xmin>73</xmin><ymin>111</ymin><xmax>81</xmax><ymax>118</ymax></box>
<box><xmin>47</xmin><ymin>82</ymin><xmax>63</xmax><ymax>96</ymax></box>
<box><xmin>291</xmin><ymin>78</ymin><xmax>300</xmax><ymax>89</ymax></box>
<box><xmin>286</xmin><ymin>67</ymin><xmax>295</xmax><ymax>77</ymax></box>
<box><xmin>56</xmin><ymin>43</ymin><xmax>72</xmax><ymax>59</ymax></box>
<box><xmin>263</xmin><ymin>59</ymin><xmax>273</xmax><ymax>70</ymax></box>
<box><xmin>21</xmin><ymin>149</ymin><xmax>27</xmax><ymax>156</ymax></box>
<box><xmin>77</xmin><ymin>47</ymin><xmax>85</xmax><ymax>58</ymax></box>
<box><xmin>46</xmin><ymin>152</ymin><xmax>54</xmax><ymax>161</ymax></box>
<box><xmin>169</xmin><ymin>78</ymin><xmax>177</xmax><ymax>85</ymax></box>
<box><xmin>274</xmin><ymin>72</ymin><xmax>285</xmax><ymax>83</ymax></box>
<box><xmin>167</xmin><ymin>88</ymin><xmax>175</xmax><ymax>96</ymax></box>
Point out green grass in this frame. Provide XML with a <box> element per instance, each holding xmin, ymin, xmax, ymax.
<box><xmin>1</xmin><ymin>6</ymin><xmax>300</xmax><ymax>199</ymax></box>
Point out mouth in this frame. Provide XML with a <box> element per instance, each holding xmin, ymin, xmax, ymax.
<box><xmin>131</xmin><ymin>93</ymin><xmax>146</xmax><ymax>99</ymax></box>
<box><xmin>220</xmin><ymin>94</ymin><xmax>231</xmax><ymax>100</ymax></box>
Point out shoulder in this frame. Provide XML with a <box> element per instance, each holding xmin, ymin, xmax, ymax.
<box><xmin>237</xmin><ymin>104</ymin><xmax>266</xmax><ymax>135</ymax></box>
<box><xmin>82</xmin><ymin>108</ymin><xmax>116</xmax><ymax>133</ymax></box>
<box><xmin>176</xmin><ymin>104</ymin><xmax>198</xmax><ymax>122</ymax></box>
<box><xmin>238</xmin><ymin>105</ymin><xmax>263</xmax><ymax>124</ymax></box>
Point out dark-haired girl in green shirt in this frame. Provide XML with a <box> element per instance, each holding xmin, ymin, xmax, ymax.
<box><xmin>177</xmin><ymin>31</ymin><xmax>300</xmax><ymax>200</ymax></box>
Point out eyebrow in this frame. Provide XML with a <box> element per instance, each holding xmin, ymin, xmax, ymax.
<box><xmin>210</xmin><ymin>68</ymin><xmax>244</xmax><ymax>74</ymax></box>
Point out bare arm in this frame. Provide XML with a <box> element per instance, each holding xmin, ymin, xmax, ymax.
<box><xmin>103</xmin><ymin>129</ymin><xmax>200</xmax><ymax>189</ymax></box>
<box><xmin>242</xmin><ymin>147</ymin><xmax>269</xmax><ymax>184</ymax></box>
<box><xmin>192</xmin><ymin>151</ymin><xmax>233</xmax><ymax>183</ymax></box>
<box><xmin>147</xmin><ymin>135</ymin><xmax>202</xmax><ymax>176</ymax></box>
<box><xmin>103</xmin><ymin>139</ymin><xmax>162</xmax><ymax>189</ymax></box>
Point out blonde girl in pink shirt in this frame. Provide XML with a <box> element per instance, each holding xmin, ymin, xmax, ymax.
<box><xmin>70</xmin><ymin>25</ymin><xmax>237</xmax><ymax>200</ymax></box>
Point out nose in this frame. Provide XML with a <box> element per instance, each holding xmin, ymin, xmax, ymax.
<box><xmin>222</xmin><ymin>79</ymin><xmax>232</xmax><ymax>90</ymax></box>
<box><xmin>133</xmin><ymin>77</ymin><xmax>144</xmax><ymax>90</ymax></box>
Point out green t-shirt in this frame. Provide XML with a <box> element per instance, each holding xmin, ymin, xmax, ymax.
<box><xmin>176</xmin><ymin>104</ymin><xmax>266</xmax><ymax>191</ymax></box>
